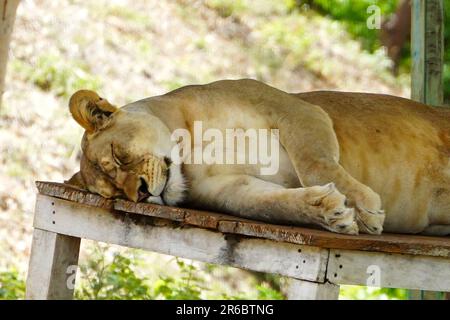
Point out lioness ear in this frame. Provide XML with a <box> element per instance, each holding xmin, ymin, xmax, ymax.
<box><xmin>69</xmin><ymin>90</ymin><xmax>118</xmax><ymax>133</ymax></box>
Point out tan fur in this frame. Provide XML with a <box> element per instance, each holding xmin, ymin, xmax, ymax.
<box><xmin>67</xmin><ymin>79</ymin><xmax>450</xmax><ymax>235</ymax></box>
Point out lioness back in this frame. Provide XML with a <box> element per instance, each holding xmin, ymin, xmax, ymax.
<box><xmin>297</xmin><ymin>91</ymin><xmax>450</xmax><ymax>231</ymax></box>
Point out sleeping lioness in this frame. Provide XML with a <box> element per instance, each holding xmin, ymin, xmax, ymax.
<box><xmin>67</xmin><ymin>79</ymin><xmax>450</xmax><ymax>236</ymax></box>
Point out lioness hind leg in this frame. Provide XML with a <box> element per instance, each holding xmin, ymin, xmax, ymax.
<box><xmin>189</xmin><ymin>174</ymin><xmax>358</xmax><ymax>234</ymax></box>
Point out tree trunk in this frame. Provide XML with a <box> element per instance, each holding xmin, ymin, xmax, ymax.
<box><xmin>0</xmin><ymin>0</ymin><xmax>20</xmax><ymax>108</ymax></box>
<box><xmin>380</xmin><ymin>0</ymin><xmax>412</xmax><ymax>74</ymax></box>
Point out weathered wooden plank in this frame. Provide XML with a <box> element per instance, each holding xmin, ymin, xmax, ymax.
<box><xmin>218</xmin><ymin>220</ymin><xmax>450</xmax><ymax>258</ymax></box>
<box><xmin>183</xmin><ymin>209</ymin><xmax>256</xmax><ymax>229</ymax></box>
<box><xmin>33</xmin><ymin>194</ymin><xmax>329</xmax><ymax>282</ymax></box>
<box><xmin>36</xmin><ymin>181</ymin><xmax>113</xmax><ymax>209</ymax></box>
<box><xmin>286</xmin><ymin>279</ymin><xmax>340</xmax><ymax>300</ymax></box>
<box><xmin>36</xmin><ymin>181</ymin><xmax>450</xmax><ymax>258</ymax></box>
<box><xmin>26</xmin><ymin>229</ymin><xmax>80</xmax><ymax>300</ymax></box>
<box><xmin>114</xmin><ymin>199</ymin><xmax>185</xmax><ymax>221</ymax></box>
<box><xmin>36</xmin><ymin>181</ymin><xmax>253</xmax><ymax>228</ymax></box>
<box><xmin>115</xmin><ymin>200</ymin><xmax>255</xmax><ymax>227</ymax></box>
<box><xmin>327</xmin><ymin>249</ymin><xmax>450</xmax><ymax>292</ymax></box>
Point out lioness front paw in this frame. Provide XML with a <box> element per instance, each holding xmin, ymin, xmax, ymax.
<box><xmin>305</xmin><ymin>183</ymin><xmax>359</xmax><ymax>235</ymax></box>
<box><xmin>355</xmin><ymin>206</ymin><xmax>385</xmax><ymax>235</ymax></box>
<box><xmin>323</xmin><ymin>207</ymin><xmax>358</xmax><ymax>235</ymax></box>
<box><xmin>346</xmin><ymin>189</ymin><xmax>385</xmax><ymax>235</ymax></box>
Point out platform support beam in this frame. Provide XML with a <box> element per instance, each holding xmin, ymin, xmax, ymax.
<box><xmin>26</xmin><ymin>228</ymin><xmax>80</xmax><ymax>300</ymax></box>
<box><xmin>286</xmin><ymin>279</ymin><xmax>340</xmax><ymax>300</ymax></box>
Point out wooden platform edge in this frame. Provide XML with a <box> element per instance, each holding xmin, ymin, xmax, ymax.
<box><xmin>35</xmin><ymin>181</ymin><xmax>450</xmax><ymax>258</ymax></box>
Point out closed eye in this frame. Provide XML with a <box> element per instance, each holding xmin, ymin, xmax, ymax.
<box><xmin>111</xmin><ymin>143</ymin><xmax>131</xmax><ymax>166</ymax></box>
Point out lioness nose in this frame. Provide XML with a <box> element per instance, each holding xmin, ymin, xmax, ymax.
<box><xmin>137</xmin><ymin>178</ymin><xmax>152</xmax><ymax>201</ymax></box>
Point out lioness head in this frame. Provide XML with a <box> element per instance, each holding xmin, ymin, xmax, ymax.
<box><xmin>67</xmin><ymin>90</ymin><xmax>185</xmax><ymax>205</ymax></box>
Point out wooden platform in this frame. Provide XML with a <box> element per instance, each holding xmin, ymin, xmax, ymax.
<box><xmin>26</xmin><ymin>181</ymin><xmax>450</xmax><ymax>300</ymax></box>
<box><xmin>36</xmin><ymin>181</ymin><xmax>450</xmax><ymax>258</ymax></box>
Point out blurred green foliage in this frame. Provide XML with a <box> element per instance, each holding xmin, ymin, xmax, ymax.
<box><xmin>295</xmin><ymin>0</ymin><xmax>450</xmax><ymax>101</ymax></box>
<box><xmin>254</xmin><ymin>284</ymin><xmax>284</xmax><ymax>300</ymax></box>
<box><xmin>75</xmin><ymin>249</ymin><xmax>152</xmax><ymax>300</ymax></box>
<box><xmin>299</xmin><ymin>0</ymin><xmax>399</xmax><ymax>52</ymax></box>
<box><xmin>339</xmin><ymin>285</ymin><xmax>407</xmax><ymax>300</ymax></box>
<box><xmin>0</xmin><ymin>270</ymin><xmax>26</xmax><ymax>300</ymax></box>
<box><xmin>205</xmin><ymin>0</ymin><xmax>247</xmax><ymax>18</ymax></box>
<box><xmin>153</xmin><ymin>259</ymin><xmax>205</xmax><ymax>300</ymax></box>
<box><xmin>74</xmin><ymin>248</ymin><xmax>284</xmax><ymax>300</ymax></box>
<box><xmin>12</xmin><ymin>54</ymin><xmax>102</xmax><ymax>98</ymax></box>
